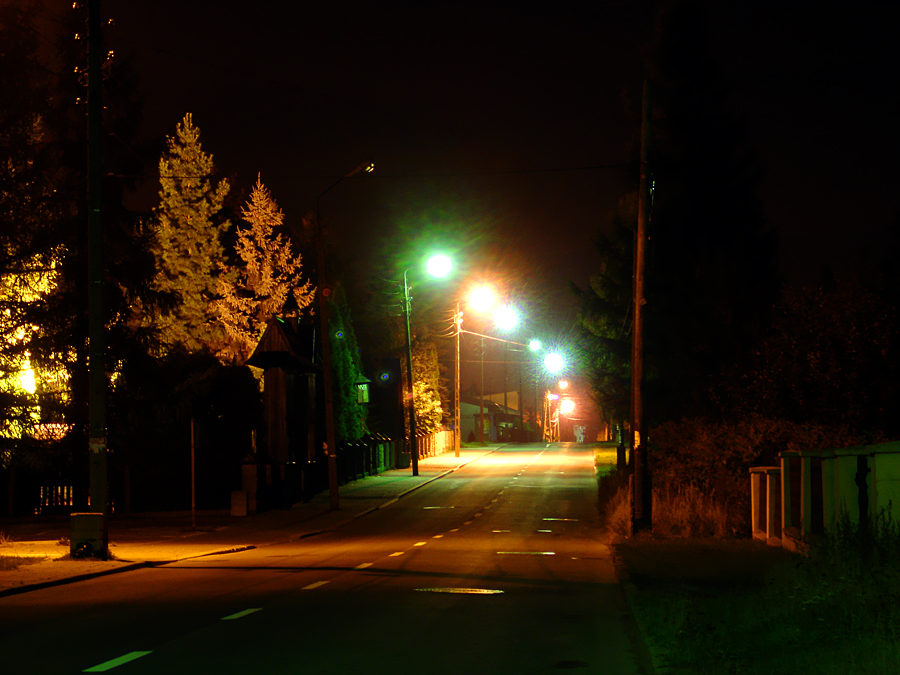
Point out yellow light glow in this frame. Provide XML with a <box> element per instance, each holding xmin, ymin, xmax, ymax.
<box><xmin>560</xmin><ymin>399</ymin><xmax>575</xmax><ymax>415</ymax></box>
<box><xmin>558</xmin><ymin>380</ymin><xmax>568</xmax><ymax>390</ymax></box>
<box><xmin>18</xmin><ymin>367</ymin><xmax>36</xmax><ymax>394</ymax></box>
<box><xmin>467</xmin><ymin>285</ymin><xmax>496</xmax><ymax>313</ymax></box>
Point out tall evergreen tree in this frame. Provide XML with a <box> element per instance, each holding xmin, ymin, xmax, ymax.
<box><xmin>152</xmin><ymin>113</ymin><xmax>231</xmax><ymax>355</ymax></box>
<box><xmin>213</xmin><ymin>176</ymin><xmax>314</xmax><ymax>363</ymax></box>
<box><xmin>328</xmin><ymin>283</ymin><xmax>367</xmax><ymax>443</ymax></box>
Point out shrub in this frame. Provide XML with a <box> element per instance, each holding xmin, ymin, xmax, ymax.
<box><xmin>648</xmin><ymin>416</ymin><xmax>871</xmax><ymax>536</ymax></box>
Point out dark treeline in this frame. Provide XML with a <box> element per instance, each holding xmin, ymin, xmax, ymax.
<box><xmin>575</xmin><ymin>1</ymin><xmax>899</xmax><ymax>527</ymax></box>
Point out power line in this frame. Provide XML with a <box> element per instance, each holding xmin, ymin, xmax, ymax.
<box><xmin>109</xmin><ymin>163</ymin><xmax>633</xmax><ymax>181</ymax></box>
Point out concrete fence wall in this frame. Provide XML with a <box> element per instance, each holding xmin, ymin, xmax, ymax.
<box><xmin>751</xmin><ymin>441</ymin><xmax>900</xmax><ymax>552</ymax></box>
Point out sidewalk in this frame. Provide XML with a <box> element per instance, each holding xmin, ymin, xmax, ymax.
<box><xmin>0</xmin><ymin>447</ymin><xmax>498</xmax><ymax>597</ymax></box>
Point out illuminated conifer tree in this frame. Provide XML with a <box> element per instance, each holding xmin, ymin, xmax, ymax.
<box><xmin>153</xmin><ymin>113</ymin><xmax>230</xmax><ymax>354</ymax></box>
<box><xmin>214</xmin><ymin>176</ymin><xmax>314</xmax><ymax>363</ymax></box>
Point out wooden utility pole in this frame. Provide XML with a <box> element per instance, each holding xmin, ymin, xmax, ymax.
<box><xmin>631</xmin><ymin>79</ymin><xmax>652</xmax><ymax>533</ymax></box>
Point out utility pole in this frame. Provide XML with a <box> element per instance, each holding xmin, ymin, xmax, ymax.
<box><xmin>314</xmin><ymin>224</ymin><xmax>339</xmax><ymax>510</ymax></box>
<box><xmin>84</xmin><ymin>0</ymin><xmax>108</xmax><ymax>558</ymax></box>
<box><xmin>315</xmin><ymin>161</ymin><xmax>373</xmax><ymax>510</ymax></box>
<box><xmin>631</xmin><ymin>79</ymin><xmax>652</xmax><ymax>533</ymax></box>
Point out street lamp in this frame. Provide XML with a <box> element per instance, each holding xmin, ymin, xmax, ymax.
<box><xmin>454</xmin><ymin>304</ymin><xmax>462</xmax><ymax>456</ymax></box>
<box><xmin>404</xmin><ymin>254</ymin><xmax>452</xmax><ymax>477</ymax></box>
<box><xmin>466</xmin><ymin>284</ymin><xmax>497</xmax><ymax>444</ymax></box>
<box><xmin>494</xmin><ymin>304</ymin><xmax>520</xmax><ymax>442</ymax></box>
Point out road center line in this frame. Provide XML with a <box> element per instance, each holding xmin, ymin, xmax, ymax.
<box><xmin>221</xmin><ymin>608</ymin><xmax>263</xmax><ymax>620</ymax></box>
<box><xmin>83</xmin><ymin>651</ymin><xmax>152</xmax><ymax>672</ymax></box>
<box><xmin>432</xmin><ymin>534</ymin><xmax>444</xmax><ymax>539</ymax></box>
<box><xmin>302</xmin><ymin>581</ymin><xmax>330</xmax><ymax>590</ymax></box>
<box><xmin>355</xmin><ymin>562</ymin><xmax>373</xmax><ymax>569</ymax></box>
<box><xmin>389</xmin><ymin>551</ymin><xmax>404</xmax><ymax>557</ymax></box>
<box><xmin>414</xmin><ymin>541</ymin><xmax>427</xmax><ymax>546</ymax></box>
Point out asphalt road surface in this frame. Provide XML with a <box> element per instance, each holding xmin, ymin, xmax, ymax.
<box><xmin>0</xmin><ymin>443</ymin><xmax>648</xmax><ymax>674</ymax></box>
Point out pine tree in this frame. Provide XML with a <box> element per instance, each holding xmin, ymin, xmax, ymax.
<box><xmin>214</xmin><ymin>176</ymin><xmax>314</xmax><ymax>363</ymax></box>
<box><xmin>153</xmin><ymin>113</ymin><xmax>231</xmax><ymax>355</ymax></box>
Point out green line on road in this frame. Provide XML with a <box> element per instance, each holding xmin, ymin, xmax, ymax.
<box><xmin>222</xmin><ymin>608</ymin><xmax>263</xmax><ymax>620</ymax></box>
<box><xmin>83</xmin><ymin>651</ymin><xmax>151</xmax><ymax>672</ymax></box>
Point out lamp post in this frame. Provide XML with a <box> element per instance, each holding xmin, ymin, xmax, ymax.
<box><xmin>403</xmin><ymin>255</ymin><xmax>452</xmax><ymax>476</ymax></box>
<box><xmin>315</xmin><ymin>161</ymin><xmax>374</xmax><ymax>510</ymax></box>
<box><xmin>466</xmin><ymin>285</ymin><xmax>496</xmax><ymax>444</ymax></box>
<box><xmin>494</xmin><ymin>304</ymin><xmax>519</xmax><ymax>443</ymax></box>
<box><xmin>454</xmin><ymin>304</ymin><xmax>462</xmax><ymax>456</ymax></box>
<box><xmin>529</xmin><ymin>340</ymin><xmax>542</xmax><ymax>441</ymax></box>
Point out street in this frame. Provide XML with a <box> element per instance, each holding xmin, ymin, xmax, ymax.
<box><xmin>0</xmin><ymin>444</ymin><xmax>646</xmax><ymax>674</ymax></box>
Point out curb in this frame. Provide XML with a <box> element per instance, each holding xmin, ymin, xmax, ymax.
<box><xmin>0</xmin><ymin>561</ymin><xmax>152</xmax><ymax>599</ymax></box>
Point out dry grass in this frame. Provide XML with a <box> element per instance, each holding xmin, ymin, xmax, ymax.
<box><xmin>0</xmin><ymin>555</ymin><xmax>46</xmax><ymax>572</ymax></box>
<box><xmin>600</xmin><ymin>477</ymin><xmax>733</xmax><ymax>539</ymax></box>
<box><xmin>652</xmin><ymin>484</ymin><xmax>731</xmax><ymax>538</ymax></box>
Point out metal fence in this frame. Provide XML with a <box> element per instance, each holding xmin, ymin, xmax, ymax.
<box><xmin>335</xmin><ymin>429</ymin><xmax>454</xmax><ymax>484</ymax></box>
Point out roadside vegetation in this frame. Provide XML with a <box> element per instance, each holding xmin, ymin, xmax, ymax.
<box><xmin>595</xmin><ymin>452</ymin><xmax>900</xmax><ymax>674</ymax></box>
<box><xmin>0</xmin><ymin>531</ymin><xmax>46</xmax><ymax>571</ymax></box>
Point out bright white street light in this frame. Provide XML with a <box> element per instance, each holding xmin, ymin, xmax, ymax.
<box><xmin>528</xmin><ymin>339</ymin><xmax>542</xmax><ymax>352</ymax></box>
<box><xmin>494</xmin><ymin>305</ymin><xmax>519</xmax><ymax>332</ymax></box>
<box><xmin>544</xmin><ymin>352</ymin><xmax>564</xmax><ymax>374</ymax></box>
<box><xmin>560</xmin><ymin>398</ymin><xmax>575</xmax><ymax>415</ymax></box>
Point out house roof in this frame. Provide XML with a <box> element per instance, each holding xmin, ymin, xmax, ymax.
<box><xmin>246</xmin><ymin>317</ymin><xmax>320</xmax><ymax>373</ymax></box>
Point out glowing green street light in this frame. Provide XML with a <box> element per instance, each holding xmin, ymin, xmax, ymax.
<box><xmin>426</xmin><ymin>254</ymin><xmax>453</xmax><ymax>279</ymax></box>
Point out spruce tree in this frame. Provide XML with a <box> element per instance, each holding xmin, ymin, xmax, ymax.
<box><xmin>214</xmin><ymin>176</ymin><xmax>314</xmax><ymax>363</ymax></box>
<box><xmin>153</xmin><ymin>113</ymin><xmax>231</xmax><ymax>355</ymax></box>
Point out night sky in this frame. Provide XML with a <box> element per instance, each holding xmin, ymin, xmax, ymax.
<box><xmin>31</xmin><ymin>0</ymin><xmax>900</xmax><ymax>401</ymax></box>
<box><xmin>43</xmin><ymin>0</ymin><xmax>897</xmax><ymax>291</ymax></box>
